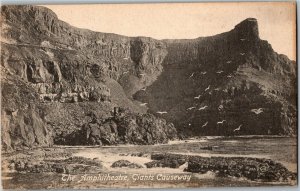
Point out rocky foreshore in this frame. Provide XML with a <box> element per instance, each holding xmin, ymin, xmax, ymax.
<box><xmin>3</xmin><ymin>148</ymin><xmax>296</xmax><ymax>184</ymax></box>
<box><xmin>2</xmin><ymin>149</ymin><xmax>104</xmax><ymax>174</ymax></box>
<box><xmin>145</xmin><ymin>153</ymin><xmax>297</xmax><ymax>182</ymax></box>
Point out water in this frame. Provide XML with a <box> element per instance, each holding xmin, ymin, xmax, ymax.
<box><xmin>2</xmin><ymin>136</ymin><xmax>297</xmax><ymax>189</ymax></box>
<box><xmin>78</xmin><ymin>136</ymin><xmax>297</xmax><ymax>170</ymax></box>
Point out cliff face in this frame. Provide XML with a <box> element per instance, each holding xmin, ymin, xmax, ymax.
<box><xmin>1</xmin><ymin>5</ymin><xmax>167</xmax><ymax>95</ymax></box>
<box><xmin>0</xmin><ymin>6</ymin><xmax>297</xmax><ymax>150</ymax></box>
<box><xmin>1</xmin><ymin>73</ymin><xmax>53</xmax><ymax>151</ymax></box>
<box><xmin>135</xmin><ymin>18</ymin><xmax>296</xmax><ymax>136</ymax></box>
<box><xmin>1</xmin><ymin>5</ymin><xmax>173</xmax><ymax>151</ymax></box>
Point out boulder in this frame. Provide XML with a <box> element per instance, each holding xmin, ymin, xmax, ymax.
<box><xmin>111</xmin><ymin>160</ymin><xmax>143</xmax><ymax>168</ymax></box>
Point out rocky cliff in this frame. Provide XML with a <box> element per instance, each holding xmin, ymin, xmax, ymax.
<box><xmin>0</xmin><ymin>5</ymin><xmax>297</xmax><ymax>151</ymax></box>
<box><xmin>135</xmin><ymin>18</ymin><xmax>296</xmax><ymax>137</ymax></box>
<box><xmin>1</xmin><ymin>5</ymin><xmax>173</xmax><ymax>151</ymax></box>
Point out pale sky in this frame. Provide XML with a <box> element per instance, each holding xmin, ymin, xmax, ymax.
<box><xmin>44</xmin><ymin>2</ymin><xmax>296</xmax><ymax>60</ymax></box>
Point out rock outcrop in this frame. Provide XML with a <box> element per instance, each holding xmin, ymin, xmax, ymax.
<box><xmin>4</xmin><ymin>154</ymin><xmax>103</xmax><ymax>174</ymax></box>
<box><xmin>0</xmin><ymin>5</ymin><xmax>296</xmax><ymax>151</ymax></box>
<box><xmin>145</xmin><ymin>153</ymin><xmax>297</xmax><ymax>182</ymax></box>
<box><xmin>1</xmin><ymin>72</ymin><xmax>53</xmax><ymax>151</ymax></box>
<box><xmin>54</xmin><ymin>109</ymin><xmax>177</xmax><ymax>145</ymax></box>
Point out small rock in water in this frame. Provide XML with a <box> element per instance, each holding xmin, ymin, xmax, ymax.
<box><xmin>200</xmin><ymin>146</ymin><xmax>213</xmax><ymax>150</ymax></box>
<box><xmin>111</xmin><ymin>160</ymin><xmax>143</xmax><ymax>168</ymax></box>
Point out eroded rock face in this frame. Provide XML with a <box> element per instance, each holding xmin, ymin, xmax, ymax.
<box><xmin>1</xmin><ymin>73</ymin><xmax>53</xmax><ymax>151</ymax></box>
<box><xmin>1</xmin><ymin>5</ymin><xmax>168</xmax><ymax>96</ymax></box>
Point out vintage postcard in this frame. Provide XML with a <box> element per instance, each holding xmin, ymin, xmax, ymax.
<box><xmin>0</xmin><ymin>2</ymin><xmax>297</xmax><ymax>190</ymax></box>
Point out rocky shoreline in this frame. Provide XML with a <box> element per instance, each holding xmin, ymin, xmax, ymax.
<box><xmin>145</xmin><ymin>153</ymin><xmax>297</xmax><ymax>182</ymax></box>
<box><xmin>2</xmin><ymin>148</ymin><xmax>297</xmax><ymax>184</ymax></box>
<box><xmin>2</xmin><ymin>149</ymin><xmax>106</xmax><ymax>175</ymax></box>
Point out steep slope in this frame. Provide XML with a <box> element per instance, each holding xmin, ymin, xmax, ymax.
<box><xmin>134</xmin><ymin>18</ymin><xmax>296</xmax><ymax>136</ymax></box>
<box><xmin>0</xmin><ymin>5</ymin><xmax>174</xmax><ymax>151</ymax></box>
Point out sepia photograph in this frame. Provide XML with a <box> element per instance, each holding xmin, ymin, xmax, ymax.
<box><xmin>0</xmin><ymin>1</ymin><xmax>298</xmax><ymax>189</ymax></box>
